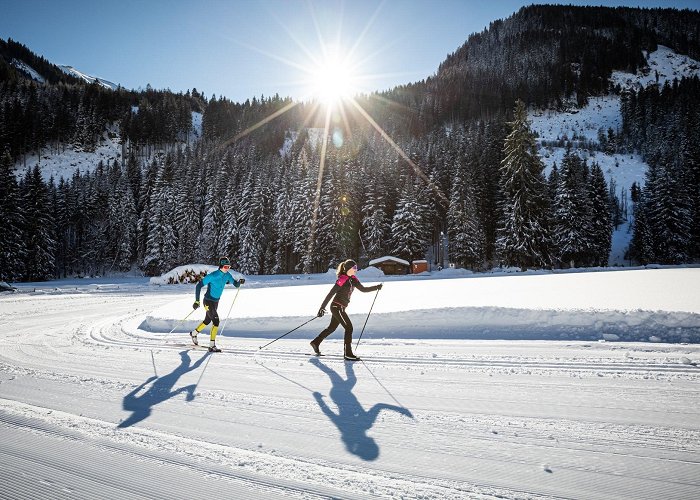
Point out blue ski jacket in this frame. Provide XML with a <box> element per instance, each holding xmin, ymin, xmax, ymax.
<box><xmin>195</xmin><ymin>269</ymin><xmax>241</xmax><ymax>302</ymax></box>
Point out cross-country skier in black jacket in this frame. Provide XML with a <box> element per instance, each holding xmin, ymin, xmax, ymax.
<box><xmin>311</xmin><ymin>259</ymin><xmax>382</xmax><ymax>361</ymax></box>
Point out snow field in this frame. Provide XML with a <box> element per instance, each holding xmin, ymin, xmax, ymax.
<box><xmin>1</xmin><ymin>269</ymin><xmax>700</xmax><ymax>498</ymax></box>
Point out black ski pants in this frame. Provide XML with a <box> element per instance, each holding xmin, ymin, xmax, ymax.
<box><xmin>314</xmin><ymin>303</ymin><xmax>353</xmax><ymax>346</ymax></box>
<box><xmin>202</xmin><ymin>298</ymin><xmax>220</xmax><ymax>327</ymax></box>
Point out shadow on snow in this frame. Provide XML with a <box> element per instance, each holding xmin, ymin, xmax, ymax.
<box><xmin>310</xmin><ymin>357</ymin><xmax>413</xmax><ymax>461</ymax></box>
<box><xmin>119</xmin><ymin>350</ymin><xmax>209</xmax><ymax>428</ymax></box>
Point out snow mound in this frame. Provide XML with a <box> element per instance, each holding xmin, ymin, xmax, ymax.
<box><xmin>357</xmin><ymin>266</ymin><xmax>385</xmax><ymax>279</ymax></box>
<box><xmin>434</xmin><ymin>267</ymin><xmax>473</xmax><ymax>277</ymax></box>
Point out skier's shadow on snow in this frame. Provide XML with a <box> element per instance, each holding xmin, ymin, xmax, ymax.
<box><xmin>119</xmin><ymin>350</ymin><xmax>209</xmax><ymax>428</ymax></box>
<box><xmin>310</xmin><ymin>357</ymin><xmax>413</xmax><ymax>461</ymax></box>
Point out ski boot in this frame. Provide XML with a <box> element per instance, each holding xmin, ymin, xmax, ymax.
<box><xmin>310</xmin><ymin>340</ymin><xmax>321</xmax><ymax>356</ymax></box>
<box><xmin>343</xmin><ymin>346</ymin><xmax>360</xmax><ymax>361</ymax></box>
<box><xmin>208</xmin><ymin>345</ymin><xmax>222</xmax><ymax>353</ymax></box>
<box><xmin>189</xmin><ymin>331</ymin><xmax>199</xmax><ymax>346</ymax></box>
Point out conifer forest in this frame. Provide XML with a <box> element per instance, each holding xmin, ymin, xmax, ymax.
<box><xmin>1</xmin><ymin>5</ymin><xmax>699</xmax><ymax>282</ymax></box>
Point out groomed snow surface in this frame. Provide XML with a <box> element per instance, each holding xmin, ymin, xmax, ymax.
<box><xmin>1</xmin><ymin>267</ymin><xmax>699</xmax><ymax>499</ymax></box>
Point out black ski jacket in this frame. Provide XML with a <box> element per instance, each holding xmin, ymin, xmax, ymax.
<box><xmin>320</xmin><ymin>274</ymin><xmax>380</xmax><ymax>309</ymax></box>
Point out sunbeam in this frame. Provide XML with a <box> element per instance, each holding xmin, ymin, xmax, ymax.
<box><xmin>304</xmin><ymin>104</ymin><xmax>334</xmax><ymax>273</ymax></box>
<box><xmin>348</xmin><ymin>97</ymin><xmax>449</xmax><ymax>208</ymax></box>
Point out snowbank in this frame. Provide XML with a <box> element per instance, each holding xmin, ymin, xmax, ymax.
<box><xmin>141</xmin><ymin>268</ymin><xmax>700</xmax><ymax>343</ymax></box>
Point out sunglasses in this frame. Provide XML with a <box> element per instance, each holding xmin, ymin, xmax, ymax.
<box><xmin>351</xmin><ymin>265</ymin><xmax>358</xmax><ymax>270</ymax></box>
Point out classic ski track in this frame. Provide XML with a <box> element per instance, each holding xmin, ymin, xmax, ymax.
<box><xmin>73</xmin><ymin>311</ymin><xmax>700</xmax><ymax>378</ymax></box>
<box><xmin>0</xmin><ymin>401</ymin><xmax>542</xmax><ymax>500</ymax></box>
<box><xmin>3</xmin><ymin>293</ymin><xmax>700</xmax><ymax>499</ymax></box>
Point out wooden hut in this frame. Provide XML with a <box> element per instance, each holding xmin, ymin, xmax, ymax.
<box><xmin>368</xmin><ymin>256</ymin><xmax>410</xmax><ymax>275</ymax></box>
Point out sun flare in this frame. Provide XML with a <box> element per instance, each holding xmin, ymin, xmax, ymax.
<box><xmin>311</xmin><ymin>54</ymin><xmax>357</xmax><ymax>107</ymax></box>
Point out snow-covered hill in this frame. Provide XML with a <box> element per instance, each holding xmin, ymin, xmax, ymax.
<box><xmin>611</xmin><ymin>45</ymin><xmax>700</xmax><ymax>92</ymax></box>
<box><xmin>1</xmin><ymin>269</ymin><xmax>699</xmax><ymax>498</ymax></box>
<box><xmin>58</xmin><ymin>64</ymin><xmax>120</xmax><ymax>90</ymax></box>
<box><xmin>528</xmin><ymin>45</ymin><xmax>700</xmax><ymax>266</ymax></box>
<box><xmin>13</xmin><ymin>122</ymin><xmax>123</xmax><ymax>182</ymax></box>
<box><xmin>10</xmin><ymin>58</ymin><xmax>45</xmax><ymax>83</ymax></box>
<box><xmin>13</xmin><ymin>112</ymin><xmax>204</xmax><ymax>183</ymax></box>
<box><xmin>9</xmin><ymin>56</ymin><xmax>120</xmax><ymax>90</ymax></box>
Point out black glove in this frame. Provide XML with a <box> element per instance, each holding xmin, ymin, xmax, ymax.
<box><xmin>378</xmin><ymin>283</ymin><xmax>383</xmax><ymax>290</ymax></box>
<box><xmin>239</xmin><ymin>278</ymin><xmax>246</xmax><ymax>285</ymax></box>
<box><xmin>193</xmin><ymin>300</ymin><xmax>200</xmax><ymax>309</ymax></box>
<box><xmin>317</xmin><ymin>308</ymin><xmax>326</xmax><ymax>317</ymax></box>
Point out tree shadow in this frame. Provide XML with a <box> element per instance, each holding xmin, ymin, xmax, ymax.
<box><xmin>119</xmin><ymin>350</ymin><xmax>209</xmax><ymax>428</ymax></box>
<box><xmin>310</xmin><ymin>357</ymin><xmax>413</xmax><ymax>461</ymax></box>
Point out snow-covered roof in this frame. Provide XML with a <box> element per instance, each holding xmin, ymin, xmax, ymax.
<box><xmin>369</xmin><ymin>256</ymin><xmax>410</xmax><ymax>266</ymax></box>
<box><xmin>413</xmin><ymin>260</ymin><xmax>427</xmax><ymax>264</ymax></box>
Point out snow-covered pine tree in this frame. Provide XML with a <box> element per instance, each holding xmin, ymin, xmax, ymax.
<box><xmin>588</xmin><ymin>163</ymin><xmax>612</xmax><ymax>266</ymax></box>
<box><xmin>391</xmin><ymin>180</ymin><xmax>430</xmax><ymax>262</ymax></box>
<box><xmin>447</xmin><ymin>163</ymin><xmax>485</xmax><ymax>269</ymax></box>
<box><xmin>102</xmin><ymin>165</ymin><xmax>137</xmax><ymax>272</ymax></box>
<box><xmin>238</xmin><ymin>172</ymin><xmax>268</xmax><ymax>274</ymax></box>
<box><xmin>552</xmin><ymin>152</ymin><xmax>592</xmax><ymax>268</ymax></box>
<box><xmin>312</xmin><ymin>163</ymin><xmax>343</xmax><ymax>272</ymax></box>
<box><xmin>173</xmin><ymin>152</ymin><xmax>201</xmax><ymax>265</ymax></box>
<box><xmin>291</xmin><ymin>148</ymin><xmax>316</xmax><ymax>273</ymax></box>
<box><xmin>496</xmin><ymin>100</ymin><xmax>551</xmax><ymax>270</ymax></box>
<box><xmin>0</xmin><ymin>151</ymin><xmax>26</xmax><ymax>281</ymax></box>
<box><xmin>197</xmin><ymin>183</ymin><xmax>224</xmax><ymax>263</ymax></box>
<box><xmin>19</xmin><ymin>165</ymin><xmax>56</xmax><ymax>280</ymax></box>
<box><xmin>362</xmin><ymin>182</ymin><xmax>390</xmax><ymax>259</ymax></box>
<box><xmin>270</xmin><ymin>159</ymin><xmax>294</xmax><ymax>274</ymax></box>
<box><xmin>136</xmin><ymin>158</ymin><xmax>159</xmax><ymax>265</ymax></box>
<box><xmin>646</xmin><ymin>159</ymin><xmax>692</xmax><ymax>264</ymax></box>
<box><xmin>142</xmin><ymin>156</ymin><xmax>177</xmax><ymax>275</ymax></box>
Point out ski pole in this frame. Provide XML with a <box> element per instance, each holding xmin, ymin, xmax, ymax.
<box><xmin>218</xmin><ymin>285</ymin><xmax>242</xmax><ymax>337</ymax></box>
<box><xmin>355</xmin><ymin>285</ymin><xmax>381</xmax><ymax>350</ymax></box>
<box><xmin>258</xmin><ymin>316</ymin><xmax>318</xmax><ymax>350</ymax></box>
<box><xmin>167</xmin><ymin>307</ymin><xmax>197</xmax><ymax>335</ymax></box>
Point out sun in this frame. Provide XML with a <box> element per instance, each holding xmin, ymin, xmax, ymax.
<box><xmin>311</xmin><ymin>52</ymin><xmax>357</xmax><ymax>107</ymax></box>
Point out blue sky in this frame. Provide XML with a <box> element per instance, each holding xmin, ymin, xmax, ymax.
<box><xmin>1</xmin><ymin>0</ymin><xmax>698</xmax><ymax>103</ymax></box>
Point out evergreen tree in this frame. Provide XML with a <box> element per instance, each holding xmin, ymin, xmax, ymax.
<box><xmin>142</xmin><ymin>157</ymin><xmax>177</xmax><ymax>275</ymax></box>
<box><xmin>19</xmin><ymin>166</ymin><xmax>56</xmax><ymax>280</ymax></box>
<box><xmin>0</xmin><ymin>151</ymin><xmax>25</xmax><ymax>281</ymax></box>
<box><xmin>106</xmin><ymin>172</ymin><xmax>137</xmax><ymax>272</ymax></box>
<box><xmin>552</xmin><ymin>152</ymin><xmax>591</xmax><ymax>267</ymax></box>
<box><xmin>238</xmin><ymin>173</ymin><xmax>267</xmax><ymax>274</ymax></box>
<box><xmin>588</xmin><ymin>163</ymin><xmax>613</xmax><ymax>266</ymax></box>
<box><xmin>646</xmin><ymin>161</ymin><xmax>692</xmax><ymax>264</ymax></box>
<box><xmin>496</xmin><ymin>100</ymin><xmax>551</xmax><ymax>269</ymax></box>
<box><xmin>391</xmin><ymin>180</ymin><xmax>429</xmax><ymax>261</ymax></box>
<box><xmin>447</xmin><ymin>164</ymin><xmax>485</xmax><ymax>269</ymax></box>
<box><xmin>362</xmin><ymin>183</ymin><xmax>390</xmax><ymax>259</ymax></box>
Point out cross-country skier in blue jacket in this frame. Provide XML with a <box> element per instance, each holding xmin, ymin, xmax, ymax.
<box><xmin>190</xmin><ymin>257</ymin><xmax>245</xmax><ymax>352</ymax></box>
